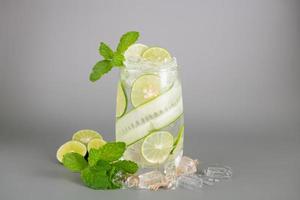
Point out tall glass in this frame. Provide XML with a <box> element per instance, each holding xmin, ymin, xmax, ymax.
<box><xmin>115</xmin><ymin>58</ymin><xmax>184</xmax><ymax>174</ymax></box>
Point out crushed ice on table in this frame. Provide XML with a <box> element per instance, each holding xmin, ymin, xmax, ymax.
<box><xmin>125</xmin><ymin>157</ymin><xmax>232</xmax><ymax>191</ymax></box>
<box><xmin>200</xmin><ymin>175</ymin><xmax>220</xmax><ymax>186</ymax></box>
<box><xmin>138</xmin><ymin>171</ymin><xmax>168</xmax><ymax>190</ymax></box>
<box><xmin>164</xmin><ymin>162</ymin><xmax>176</xmax><ymax>180</ymax></box>
<box><xmin>125</xmin><ymin>171</ymin><xmax>170</xmax><ymax>190</ymax></box>
<box><xmin>176</xmin><ymin>174</ymin><xmax>203</xmax><ymax>190</ymax></box>
<box><xmin>164</xmin><ymin>162</ymin><xmax>177</xmax><ymax>189</ymax></box>
<box><xmin>176</xmin><ymin>158</ymin><xmax>233</xmax><ymax>190</ymax></box>
<box><xmin>176</xmin><ymin>156</ymin><xmax>199</xmax><ymax>176</ymax></box>
<box><xmin>200</xmin><ymin>164</ymin><xmax>233</xmax><ymax>181</ymax></box>
<box><xmin>125</xmin><ymin>175</ymin><xmax>139</xmax><ymax>188</ymax></box>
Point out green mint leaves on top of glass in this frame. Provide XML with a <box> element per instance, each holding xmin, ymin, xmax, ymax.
<box><xmin>89</xmin><ymin>31</ymin><xmax>139</xmax><ymax>82</ymax></box>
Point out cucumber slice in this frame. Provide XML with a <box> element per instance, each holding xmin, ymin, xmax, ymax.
<box><xmin>131</xmin><ymin>74</ymin><xmax>162</xmax><ymax>107</ymax></box>
<box><xmin>116</xmin><ymin>81</ymin><xmax>183</xmax><ymax>145</ymax></box>
<box><xmin>116</xmin><ymin>82</ymin><xmax>127</xmax><ymax>118</ymax></box>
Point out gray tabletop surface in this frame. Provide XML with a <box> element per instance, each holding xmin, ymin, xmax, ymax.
<box><xmin>1</xmin><ymin>123</ymin><xmax>300</xmax><ymax>200</ymax></box>
<box><xmin>1</xmin><ymin>0</ymin><xmax>300</xmax><ymax>199</ymax></box>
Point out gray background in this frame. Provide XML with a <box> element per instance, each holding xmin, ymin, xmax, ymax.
<box><xmin>1</xmin><ymin>0</ymin><xmax>300</xmax><ymax>199</ymax></box>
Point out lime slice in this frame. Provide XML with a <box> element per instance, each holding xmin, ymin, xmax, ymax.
<box><xmin>56</xmin><ymin>141</ymin><xmax>87</xmax><ymax>163</ymax></box>
<box><xmin>116</xmin><ymin>82</ymin><xmax>127</xmax><ymax>118</ymax></box>
<box><xmin>72</xmin><ymin>129</ymin><xmax>102</xmax><ymax>145</ymax></box>
<box><xmin>124</xmin><ymin>43</ymin><xmax>148</xmax><ymax>60</ymax></box>
<box><xmin>142</xmin><ymin>47</ymin><xmax>172</xmax><ymax>63</ymax></box>
<box><xmin>141</xmin><ymin>131</ymin><xmax>174</xmax><ymax>164</ymax></box>
<box><xmin>131</xmin><ymin>74</ymin><xmax>161</xmax><ymax>107</ymax></box>
<box><xmin>87</xmin><ymin>138</ymin><xmax>106</xmax><ymax>151</ymax></box>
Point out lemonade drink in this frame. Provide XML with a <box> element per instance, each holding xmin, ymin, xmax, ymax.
<box><xmin>115</xmin><ymin>45</ymin><xmax>184</xmax><ymax>173</ymax></box>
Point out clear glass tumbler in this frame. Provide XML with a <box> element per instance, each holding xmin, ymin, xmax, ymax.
<box><xmin>115</xmin><ymin>58</ymin><xmax>184</xmax><ymax>174</ymax></box>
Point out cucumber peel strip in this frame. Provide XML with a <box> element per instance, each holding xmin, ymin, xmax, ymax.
<box><xmin>116</xmin><ymin>81</ymin><xmax>183</xmax><ymax>145</ymax></box>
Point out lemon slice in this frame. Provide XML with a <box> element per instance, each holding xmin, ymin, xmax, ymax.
<box><xmin>116</xmin><ymin>82</ymin><xmax>127</xmax><ymax>118</ymax></box>
<box><xmin>87</xmin><ymin>138</ymin><xmax>106</xmax><ymax>151</ymax></box>
<box><xmin>141</xmin><ymin>131</ymin><xmax>174</xmax><ymax>164</ymax></box>
<box><xmin>131</xmin><ymin>74</ymin><xmax>161</xmax><ymax>107</ymax></box>
<box><xmin>124</xmin><ymin>43</ymin><xmax>148</xmax><ymax>60</ymax></box>
<box><xmin>142</xmin><ymin>47</ymin><xmax>172</xmax><ymax>63</ymax></box>
<box><xmin>72</xmin><ymin>129</ymin><xmax>102</xmax><ymax>145</ymax></box>
<box><xmin>56</xmin><ymin>141</ymin><xmax>87</xmax><ymax>163</ymax></box>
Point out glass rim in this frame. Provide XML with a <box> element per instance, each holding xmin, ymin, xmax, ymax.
<box><xmin>122</xmin><ymin>57</ymin><xmax>178</xmax><ymax>72</ymax></box>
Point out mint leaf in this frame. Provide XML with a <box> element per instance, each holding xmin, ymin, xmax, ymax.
<box><xmin>113</xmin><ymin>160</ymin><xmax>138</xmax><ymax>174</ymax></box>
<box><xmin>88</xmin><ymin>142</ymin><xmax>126</xmax><ymax>165</ymax></box>
<box><xmin>116</xmin><ymin>31</ymin><xmax>139</xmax><ymax>54</ymax></box>
<box><xmin>92</xmin><ymin>160</ymin><xmax>111</xmax><ymax>171</ymax></box>
<box><xmin>88</xmin><ymin>148</ymin><xmax>101</xmax><ymax>166</ymax></box>
<box><xmin>80</xmin><ymin>167</ymin><xmax>109</xmax><ymax>189</ymax></box>
<box><xmin>111</xmin><ymin>53</ymin><xmax>125</xmax><ymax>67</ymax></box>
<box><xmin>108</xmin><ymin>166</ymin><xmax>122</xmax><ymax>189</ymax></box>
<box><xmin>99</xmin><ymin>42</ymin><xmax>114</xmax><ymax>59</ymax></box>
<box><xmin>89</xmin><ymin>60</ymin><xmax>113</xmax><ymax>82</ymax></box>
<box><xmin>62</xmin><ymin>153</ymin><xmax>88</xmax><ymax>172</ymax></box>
<box><xmin>98</xmin><ymin>142</ymin><xmax>126</xmax><ymax>162</ymax></box>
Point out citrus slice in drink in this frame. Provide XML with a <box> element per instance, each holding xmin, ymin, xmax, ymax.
<box><xmin>141</xmin><ymin>131</ymin><xmax>174</xmax><ymax>164</ymax></box>
<box><xmin>72</xmin><ymin>129</ymin><xmax>102</xmax><ymax>145</ymax></box>
<box><xmin>142</xmin><ymin>47</ymin><xmax>172</xmax><ymax>63</ymax></box>
<box><xmin>116</xmin><ymin>82</ymin><xmax>127</xmax><ymax>117</ymax></box>
<box><xmin>124</xmin><ymin>43</ymin><xmax>148</xmax><ymax>60</ymax></box>
<box><xmin>87</xmin><ymin>138</ymin><xmax>106</xmax><ymax>151</ymax></box>
<box><xmin>56</xmin><ymin>141</ymin><xmax>87</xmax><ymax>163</ymax></box>
<box><xmin>131</xmin><ymin>74</ymin><xmax>161</xmax><ymax>107</ymax></box>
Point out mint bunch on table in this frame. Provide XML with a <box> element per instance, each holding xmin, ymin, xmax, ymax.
<box><xmin>89</xmin><ymin>31</ymin><xmax>139</xmax><ymax>82</ymax></box>
<box><xmin>62</xmin><ymin>142</ymin><xmax>138</xmax><ymax>189</ymax></box>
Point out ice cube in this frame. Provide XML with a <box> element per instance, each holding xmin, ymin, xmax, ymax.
<box><xmin>138</xmin><ymin>171</ymin><xmax>166</xmax><ymax>189</ymax></box>
<box><xmin>176</xmin><ymin>156</ymin><xmax>199</xmax><ymax>176</ymax></box>
<box><xmin>164</xmin><ymin>162</ymin><xmax>176</xmax><ymax>179</ymax></box>
<box><xmin>164</xmin><ymin>162</ymin><xmax>177</xmax><ymax>189</ymax></box>
<box><xmin>199</xmin><ymin>175</ymin><xmax>219</xmax><ymax>186</ymax></box>
<box><xmin>176</xmin><ymin>174</ymin><xmax>203</xmax><ymax>190</ymax></box>
<box><xmin>125</xmin><ymin>175</ymin><xmax>140</xmax><ymax>188</ymax></box>
<box><xmin>201</xmin><ymin>165</ymin><xmax>232</xmax><ymax>180</ymax></box>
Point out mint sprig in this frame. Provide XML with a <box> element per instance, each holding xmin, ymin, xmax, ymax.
<box><xmin>99</xmin><ymin>42</ymin><xmax>114</xmax><ymax>59</ymax></box>
<box><xmin>62</xmin><ymin>142</ymin><xmax>138</xmax><ymax>190</ymax></box>
<box><xmin>80</xmin><ymin>166</ymin><xmax>109</xmax><ymax>189</ymax></box>
<box><xmin>116</xmin><ymin>31</ymin><xmax>139</xmax><ymax>54</ymax></box>
<box><xmin>89</xmin><ymin>31</ymin><xmax>139</xmax><ymax>82</ymax></box>
<box><xmin>62</xmin><ymin>152</ymin><xmax>88</xmax><ymax>172</ymax></box>
<box><xmin>88</xmin><ymin>142</ymin><xmax>126</xmax><ymax>165</ymax></box>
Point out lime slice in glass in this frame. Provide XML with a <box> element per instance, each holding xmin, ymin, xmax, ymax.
<box><xmin>131</xmin><ymin>74</ymin><xmax>161</xmax><ymax>107</ymax></box>
<box><xmin>142</xmin><ymin>47</ymin><xmax>172</xmax><ymax>63</ymax></box>
<box><xmin>116</xmin><ymin>82</ymin><xmax>127</xmax><ymax>118</ymax></box>
<box><xmin>87</xmin><ymin>138</ymin><xmax>106</xmax><ymax>152</ymax></box>
<box><xmin>72</xmin><ymin>129</ymin><xmax>102</xmax><ymax>145</ymax></box>
<box><xmin>124</xmin><ymin>43</ymin><xmax>148</xmax><ymax>60</ymax></box>
<box><xmin>56</xmin><ymin>141</ymin><xmax>87</xmax><ymax>163</ymax></box>
<box><xmin>141</xmin><ymin>131</ymin><xmax>174</xmax><ymax>164</ymax></box>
